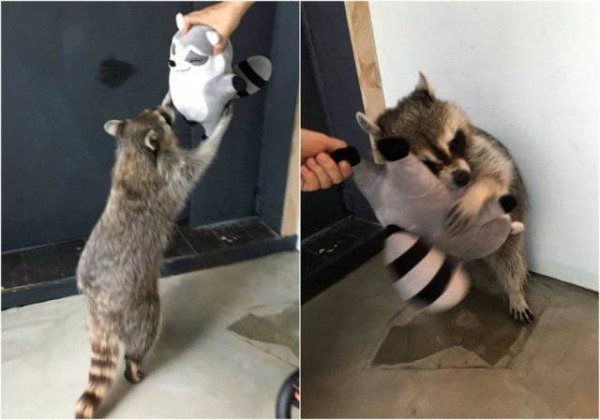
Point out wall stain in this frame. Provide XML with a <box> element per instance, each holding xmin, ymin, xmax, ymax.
<box><xmin>97</xmin><ymin>56</ymin><xmax>137</xmax><ymax>88</ymax></box>
<box><xmin>372</xmin><ymin>287</ymin><xmax>536</xmax><ymax>368</ymax></box>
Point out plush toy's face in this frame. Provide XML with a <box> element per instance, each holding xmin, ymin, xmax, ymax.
<box><xmin>358</xmin><ymin>73</ymin><xmax>474</xmax><ymax>191</ymax></box>
<box><xmin>169</xmin><ymin>26</ymin><xmax>219</xmax><ymax>73</ymax></box>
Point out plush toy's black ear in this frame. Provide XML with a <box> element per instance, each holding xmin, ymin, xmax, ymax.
<box><xmin>330</xmin><ymin>146</ymin><xmax>361</xmax><ymax>167</ymax></box>
<box><xmin>376</xmin><ymin>137</ymin><xmax>410</xmax><ymax>161</ymax></box>
<box><xmin>499</xmin><ymin>194</ymin><xmax>518</xmax><ymax>213</ymax></box>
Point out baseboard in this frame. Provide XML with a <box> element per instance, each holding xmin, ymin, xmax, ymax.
<box><xmin>2</xmin><ymin>217</ymin><xmax>297</xmax><ymax>310</ymax></box>
<box><xmin>301</xmin><ymin>216</ymin><xmax>384</xmax><ymax>303</ymax></box>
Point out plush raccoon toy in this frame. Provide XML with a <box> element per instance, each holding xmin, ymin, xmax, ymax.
<box><xmin>331</xmin><ymin>141</ymin><xmax>519</xmax><ymax>313</ymax></box>
<box><xmin>167</xmin><ymin>13</ymin><xmax>271</xmax><ymax>135</ymax></box>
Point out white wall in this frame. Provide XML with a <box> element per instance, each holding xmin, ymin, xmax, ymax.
<box><xmin>370</xmin><ymin>2</ymin><xmax>599</xmax><ymax>290</ymax></box>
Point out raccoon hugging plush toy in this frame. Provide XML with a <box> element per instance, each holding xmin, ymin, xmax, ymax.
<box><xmin>164</xmin><ymin>13</ymin><xmax>272</xmax><ymax>136</ymax></box>
<box><xmin>330</xmin><ymin>135</ymin><xmax>522</xmax><ymax>314</ymax></box>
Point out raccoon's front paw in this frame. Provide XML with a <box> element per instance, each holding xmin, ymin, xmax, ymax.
<box><xmin>509</xmin><ymin>293</ymin><xmax>535</xmax><ymax>325</ymax></box>
<box><xmin>210</xmin><ymin>102</ymin><xmax>234</xmax><ymax>138</ymax></box>
<box><xmin>445</xmin><ymin>198</ymin><xmax>480</xmax><ymax>236</ymax></box>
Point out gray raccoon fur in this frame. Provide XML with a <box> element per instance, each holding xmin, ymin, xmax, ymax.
<box><xmin>74</xmin><ymin>102</ymin><xmax>233</xmax><ymax>419</ymax></box>
<box><xmin>357</xmin><ymin>73</ymin><xmax>532</xmax><ymax>325</ymax></box>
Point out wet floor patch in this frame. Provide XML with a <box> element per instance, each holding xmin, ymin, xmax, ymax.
<box><xmin>371</xmin><ymin>287</ymin><xmax>538</xmax><ymax>369</ymax></box>
<box><xmin>228</xmin><ymin>302</ymin><xmax>299</xmax><ymax>365</ymax></box>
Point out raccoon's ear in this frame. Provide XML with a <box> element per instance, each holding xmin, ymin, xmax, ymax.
<box><xmin>144</xmin><ymin>130</ymin><xmax>160</xmax><ymax>151</ymax></box>
<box><xmin>356</xmin><ymin>112</ymin><xmax>381</xmax><ymax>138</ymax></box>
<box><xmin>415</xmin><ymin>71</ymin><xmax>435</xmax><ymax>98</ymax></box>
<box><xmin>104</xmin><ymin>120</ymin><xmax>123</xmax><ymax>137</ymax></box>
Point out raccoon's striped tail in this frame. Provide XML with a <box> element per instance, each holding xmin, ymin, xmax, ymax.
<box><xmin>233</xmin><ymin>55</ymin><xmax>272</xmax><ymax>97</ymax></box>
<box><xmin>74</xmin><ymin>328</ymin><xmax>119</xmax><ymax>419</ymax></box>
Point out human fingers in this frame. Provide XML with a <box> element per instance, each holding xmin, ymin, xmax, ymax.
<box><xmin>306</xmin><ymin>157</ymin><xmax>333</xmax><ymax>189</ymax></box>
<box><xmin>301</xmin><ymin>165</ymin><xmax>320</xmax><ymax>192</ymax></box>
<box><xmin>315</xmin><ymin>153</ymin><xmax>344</xmax><ymax>184</ymax></box>
<box><xmin>338</xmin><ymin>160</ymin><xmax>353</xmax><ymax>179</ymax></box>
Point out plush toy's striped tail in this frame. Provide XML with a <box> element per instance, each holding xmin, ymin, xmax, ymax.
<box><xmin>233</xmin><ymin>55</ymin><xmax>272</xmax><ymax>97</ymax></box>
<box><xmin>384</xmin><ymin>225</ymin><xmax>470</xmax><ymax>313</ymax></box>
<box><xmin>74</xmin><ymin>328</ymin><xmax>119</xmax><ymax>419</ymax></box>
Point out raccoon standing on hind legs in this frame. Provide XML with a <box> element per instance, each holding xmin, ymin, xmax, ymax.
<box><xmin>74</xmin><ymin>100</ymin><xmax>233</xmax><ymax>419</ymax></box>
<box><xmin>357</xmin><ymin>72</ymin><xmax>533</xmax><ymax>324</ymax></box>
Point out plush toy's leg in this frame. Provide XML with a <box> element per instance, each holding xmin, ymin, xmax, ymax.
<box><xmin>484</xmin><ymin>233</ymin><xmax>534</xmax><ymax>324</ymax></box>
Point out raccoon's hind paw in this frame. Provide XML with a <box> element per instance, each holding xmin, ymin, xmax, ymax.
<box><xmin>509</xmin><ymin>294</ymin><xmax>535</xmax><ymax>325</ymax></box>
<box><xmin>510</xmin><ymin>307</ymin><xmax>535</xmax><ymax>325</ymax></box>
<box><xmin>124</xmin><ymin>361</ymin><xmax>146</xmax><ymax>384</ymax></box>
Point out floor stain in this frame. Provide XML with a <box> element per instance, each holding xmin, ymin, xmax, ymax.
<box><xmin>372</xmin><ymin>287</ymin><xmax>534</xmax><ymax>368</ymax></box>
<box><xmin>228</xmin><ymin>303</ymin><xmax>299</xmax><ymax>357</ymax></box>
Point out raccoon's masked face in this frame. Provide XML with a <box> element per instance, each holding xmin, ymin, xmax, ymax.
<box><xmin>359</xmin><ymin>73</ymin><xmax>473</xmax><ymax>190</ymax></box>
<box><xmin>103</xmin><ymin>105</ymin><xmax>178</xmax><ymax>159</ymax></box>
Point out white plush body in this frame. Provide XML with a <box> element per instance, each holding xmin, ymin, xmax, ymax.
<box><xmin>166</xmin><ymin>13</ymin><xmax>272</xmax><ymax>136</ymax></box>
<box><xmin>169</xmin><ymin>43</ymin><xmax>236</xmax><ymax>133</ymax></box>
<box><xmin>355</xmin><ymin>154</ymin><xmax>512</xmax><ymax>261</ymax></box>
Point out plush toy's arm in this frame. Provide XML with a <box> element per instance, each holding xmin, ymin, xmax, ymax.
<box><xmin>217</xmin><ymin>74</ymin><xmax>247</xmax><ymax>96</ymax></box>
<box><xmin>233</xmin><ymin>56</ymin><xmax>272</xmax><ymax>97</ymax></box>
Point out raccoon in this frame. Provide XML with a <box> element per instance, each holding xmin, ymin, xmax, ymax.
<box><xmin>357</xmin><ymin>73</ymin><xmax>533</xmax><ymax>325</ymax></box>
<box><xmin>74</xmin><ymin>101</ymin><xmax>232</xmax><ymax>419</ymax></box>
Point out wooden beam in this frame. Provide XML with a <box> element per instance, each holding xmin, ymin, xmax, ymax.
<box><xmin>345</xmin><ymin>1</ymin><xmax>385</xmax><ymax>164</ymax></box>
<box><xmin>280</xmin><ymin>94</ymin><xmax>300</xmax><ymax>239</ymax></box>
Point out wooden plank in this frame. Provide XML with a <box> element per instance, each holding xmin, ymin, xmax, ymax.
<box><xmin>280</xmin><ymin>95</ymin><xmax>300</xmax><ymax>238</ymax></box>
<box><xmin>344</xmin><ymin>1</ymin><xmax>385</xmax><ymax>164</ymax></box>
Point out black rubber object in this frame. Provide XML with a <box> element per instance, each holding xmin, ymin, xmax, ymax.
<box><xmin>377</xmin><ymin>137</ymin><xmax>410</xmax><ymax>161</ymax></box>
<box><xmin>330</xmin><ymin>146</ymin><xmax>361</xmax><ymax>167</ymax></box>
<box><xmin>499</xmin><ymin>194</ymin><xmax>518</xmax><ymax>213</ymax></box>
<box><xmin>275</xmin><ymin>369</ymin><xmax>299</xmax><ymax>419</ymax></box>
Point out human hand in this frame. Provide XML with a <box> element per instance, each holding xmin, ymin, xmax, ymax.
<box><xmin>181</xmin><ymin>2</ymin><xmax>253</xmax><ymax>54</ymax></box>
<box><xmin>301</xmin><ymin>129</ymin><xmax>353</xmax><ymax>192</ymax></box>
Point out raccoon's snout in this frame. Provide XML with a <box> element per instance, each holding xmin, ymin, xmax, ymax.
<box><xmin>168</xmin><ymin>60</ymin><xmax>176</xmax><ymax>68</ymax></box>
<box><xmin>452</xmin><ymin>170</ymin><xmax>471</xmax><ymax>187</ymax></box>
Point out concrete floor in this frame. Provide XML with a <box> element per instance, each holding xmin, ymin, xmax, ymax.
<box><xmin>301</xmin><ymin>253</ymin><xmax>598</xmax><ymax>418</ymax></box>
<box><xmin>2</xmin><ymin>251</ymin><xmax>299</xmax><ymax>419</ymax></box>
